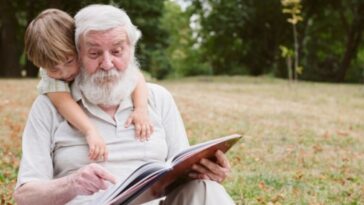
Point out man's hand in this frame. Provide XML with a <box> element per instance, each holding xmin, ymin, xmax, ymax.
<box><xmin>189</xmin><ymin>150</ymin><xmax>231</xmax><ymax>183</ymax></box>
<box><xmin>69</xmin><ymin>163</ymin><xmax>117</xmax><ymax>195</ymax></box>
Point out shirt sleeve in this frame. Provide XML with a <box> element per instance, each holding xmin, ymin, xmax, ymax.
<box><xmin>149</xmin><ymin>84</ymin><xmax>190</xmax><ymax>160</ymax></box>
<box><xmin>15</xmin><ymin>95</ymin><xmax>61</xmax><ymax>190</ymax></box>
<box><xmin>37</xmin><ymin>68</ymin><xmax>70</xmax><ymax>94</ymax></box>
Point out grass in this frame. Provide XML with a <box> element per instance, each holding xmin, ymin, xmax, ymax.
<box><xmin>1</xmin><ymin>76</ymin><xmax>364</xmax><ymax>204</ymax></box>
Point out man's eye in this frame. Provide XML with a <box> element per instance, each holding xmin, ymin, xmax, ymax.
<box><xmin>112</xmin><ymin>50</ymin><xmax>121</xmax><ymax>55</ymax></box>
<box><xmin>89</xmin><ymin>52</ymin><xmax>98</xmax><ymax>57</ymax></box>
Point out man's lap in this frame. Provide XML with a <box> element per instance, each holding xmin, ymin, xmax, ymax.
<box><xmin>163</xmin><ymin>179</ymin><xmax>235</xmax><ymax>205</ymax></box>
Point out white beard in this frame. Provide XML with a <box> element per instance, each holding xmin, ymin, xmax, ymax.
<box><xmin>79</xmin><ymin>59</ymin><xmax>140</xmax><ymax>106</ymax></box>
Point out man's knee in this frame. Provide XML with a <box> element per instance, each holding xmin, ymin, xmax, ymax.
<box><xmin>164</xmin><ymin>179</ymin><xmax>235</xmax><ymax>205</ymax></box>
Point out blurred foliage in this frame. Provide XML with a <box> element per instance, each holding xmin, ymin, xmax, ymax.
<box><xmin>1</xmin><ymin>0</ymin><xmax>364</xmax><ymax>82</ymax></box>
<box><xmin>189</xmin><ymin>0</ymin><xmax>364</xmax><ymax>82</ymax></box>
<box><xmin>160</xmin><ymin>1</ymin><xmax>211</xmax><ymax>78</ymax></box>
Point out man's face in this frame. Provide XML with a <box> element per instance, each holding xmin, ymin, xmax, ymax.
<box><xmin>79</xmin><ymin>27</ymin><xmax>131</xmax><ymax>81</ymax></box>
<box><xmin>78</xmin><ymin>26</ymin><xmax>139</xmax><ymax>106</ymax></box>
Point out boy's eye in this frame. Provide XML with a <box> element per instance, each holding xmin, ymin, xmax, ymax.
<box><xmin>50</xmin><ymin>68</ymin><xmax>58</xmax><ymax>73</ymax></box>
<box><xmin>65</xmin><ymin>58</ymin><xmax>74</xmax><ymax>64</ymax></box>
<box><xmin>48</xmin><ymin>69</ymin><xmax>60</xmax><ymax>76</ymax></box>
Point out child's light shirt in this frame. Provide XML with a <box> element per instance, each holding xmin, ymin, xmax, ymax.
<box><xmin>37</xmin><ymin>68</ymin><xmax>71</xmax><ymax>94</ymax></box>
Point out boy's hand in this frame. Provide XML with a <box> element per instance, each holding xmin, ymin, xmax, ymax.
<box><xmin>85</xmin><ymin>129</ymin><xmax>108</xmax><ymax>161</ymax></box>
<box><xmin>125</xmin><ymin>108</ymin><xmax>154</xmax><ymax>141</ymax></box>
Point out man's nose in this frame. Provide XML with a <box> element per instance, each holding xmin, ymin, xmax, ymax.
<box><xmin>100</xmin><ymin>52</ymin><xmax>114</xmax><ymax>70</ymax></box>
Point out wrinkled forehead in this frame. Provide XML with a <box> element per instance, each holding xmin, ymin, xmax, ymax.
<box><xmin>80</xmin><ymin>27</ymin><xmax>129</xmax><ymax>49</ymax></box>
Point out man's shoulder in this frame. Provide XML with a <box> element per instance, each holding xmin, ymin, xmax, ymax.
<box><xmin>33</xmin><ymin>95</ymin><xmax>53</xmax><ymax>107</ymax></box>
<box><xmin>30</xmin><ymin>95</ymin><xmax>58</xmax><ymax>115</ymax></box>
<box><xmin>146</xmin><ymin>83</ymin><xmax>175</xmax><ymax>106</ymax></box>
<box><xmin>147</xmin><ymin>83</ymin><xmax>173</xmax><ymax>98</ymax></box>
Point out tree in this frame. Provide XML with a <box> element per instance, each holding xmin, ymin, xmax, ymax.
<box><xmin>298</xmin><ymin>0</ymin><xmax>364</xmax><ymax>82</ymax></box>
<box><xmin>337</xmin><ymin>0</ymin><xmax>364</xmax><ymax>82</ymax></box>
<box><xmin>0</xmin><ymin>0</ymin><xmax>22</xmax><ymax>77</ymax></box>
<box><xmin>281</xmin><ymin>0</ymin><xmax>303</xmax><ymax>81</ymax></box>
<box><xmin>160</xmin><ymin>1</ymin><xmax>210</xmax><ymax>78</ymax></box>
<box><xmin>191</xmin><ymin>0</ymin><xmax>291</xmax><ymax>76</ymax></box>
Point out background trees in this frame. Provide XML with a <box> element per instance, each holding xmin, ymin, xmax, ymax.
<box><xmin>0</xmin><ymin>0</ymin><xmax>363</xmax><ymax>82</ymax></box>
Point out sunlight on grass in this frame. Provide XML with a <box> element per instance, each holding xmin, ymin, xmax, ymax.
<box><xmin>1</xmin><ymin>76</ymin><xmax>363</xmax><ymax>204</ymax></box>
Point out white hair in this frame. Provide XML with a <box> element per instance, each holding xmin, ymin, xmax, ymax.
<box><xmin>74</xmin><ymin>4</ymin><xmax>142</xmax><ymax>51</ymax></box>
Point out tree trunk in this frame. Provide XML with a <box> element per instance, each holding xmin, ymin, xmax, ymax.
<box><xmin>336</xmin><ymin>3</ymin><xmax>364</xmax><ymax>82</ymax></box>
<box><xmin>24</xmin><ymin>0</ymin><xmax>40</xmax><ymax>77</ymax></box>
<box><xmin>0</xmin><ymin>0</ymin><xmax>21</xmax><ymax>77</ymax></box>
<box><xmin>293</xmin><ymin>24</ymin><xmax>299</xmax><ymax>81</ymax></box>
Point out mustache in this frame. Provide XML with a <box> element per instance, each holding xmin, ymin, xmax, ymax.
<box><xmin>88</xmin><ymin>68</ymin><xmax>121</xmax><ymax>85</ymax></box>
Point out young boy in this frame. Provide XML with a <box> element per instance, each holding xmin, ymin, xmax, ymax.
<box><xmin>24</xmin><ymin>9</ymin><xmax>153</xmax><ymax>161</ymax></box>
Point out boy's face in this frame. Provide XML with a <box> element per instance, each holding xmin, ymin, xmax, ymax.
<box><xmin>47</xmin><ymin>56</ymin><xmax>79</xmax><ymax>82</ymax></box>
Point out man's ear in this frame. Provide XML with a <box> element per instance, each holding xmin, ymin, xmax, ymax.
<box><xmin>129</xmin><ymin>25</ymin><xmax>142</xmax><ymax>46</ymax></box>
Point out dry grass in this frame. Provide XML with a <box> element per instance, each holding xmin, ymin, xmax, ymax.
<box><xmin>1</xmin><ymin>76</ymin><xmax>364</xmax><ymax>204</ymax></box>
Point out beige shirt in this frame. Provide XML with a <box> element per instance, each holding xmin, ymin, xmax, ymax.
<box><xmin>16</xmin><ymin>82</ymin><xmax>189</xmax><ymax>204</ymax></box>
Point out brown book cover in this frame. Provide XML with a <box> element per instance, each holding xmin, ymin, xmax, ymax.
<box><xmin>92</xmin><ymin>134</ymin><xmax>242</xmax><ymax>205</ymax></box>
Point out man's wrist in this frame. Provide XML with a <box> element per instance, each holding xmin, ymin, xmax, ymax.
<box><xmin>66</xmin><ymin>173</ymin><xmax>80</xmax><ymax>197</ymax></box>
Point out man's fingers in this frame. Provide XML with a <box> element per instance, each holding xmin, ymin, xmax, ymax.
<box><xmin>200</xmin><ymin>158</ymin><xmax>222</xmax><ymax>174</ymax></box>
<box><xmin>199</xmin><ymin>158</ymin><xmax>229</xmax><ymax>182</ymax></box>
<box><xmin>188</xmin><ymin>172</ymin><xmax>210</xmax><ymax>180</ymax></box>
<box><xmin>216</xmin><ymin>150</ymin><xmax>231</xmax><ymax>169</ymax></box>
<box><xmin>192</xmin><ymin>164</ymin><xmax>209</xmax><ymax>174</ymax></box>
<box><xmin>192</xmin><ymin>164</ymin><xmax>222</xmax><ymax>182</ymax></box>
<box><xmin>94</xmin><ymin>166</ymin><xmax>117</xmax><ymax>184</ymax></box>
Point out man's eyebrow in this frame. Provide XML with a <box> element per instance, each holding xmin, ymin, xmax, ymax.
<box><xmin>113</xmin><ymin>40</ymin><xmax>126</xmax><ymax>46</ymax></box>
<box><xmin>85</xmin><ymin>42</ymin><xmax>100</xmax><ymax>47</ymax></box>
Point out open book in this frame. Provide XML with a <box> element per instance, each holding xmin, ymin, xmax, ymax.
<box><xmin>92</xmin><ymin>134</ymin><xmax>242</xmax><ymax>205</ymax></box>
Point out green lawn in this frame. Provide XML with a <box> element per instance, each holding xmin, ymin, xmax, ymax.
<box><xmin>1</xmin><ymin>76</ymin><xmax>364</xmax><ymax>204</ymax></box>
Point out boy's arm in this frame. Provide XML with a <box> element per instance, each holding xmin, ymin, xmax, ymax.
<box><xmin>125</xmin><ymin>72</ymin><xmax>153</xmax><ymax>140</ymax></box>
<box><xmin>47</xmin><ymin>92</ymin><xmax>95</xmax><ymax>134</ymax></box>
<box><xmin>47</xmin><ymin>92</ymin><xmax>107</xmax><ymax>160</ymax></box>
<box><xmin>132</xmin><ymin>72</ymin><xmax>148</xmax><ymax>112</ymax></box>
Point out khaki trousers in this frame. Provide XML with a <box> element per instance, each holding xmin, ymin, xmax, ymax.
<box><xmin>163</xmin><ymin>180</ymin><xmax>235</xmax><ymax>205</ymax></box>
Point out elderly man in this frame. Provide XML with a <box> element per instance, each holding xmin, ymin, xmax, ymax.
<box><xmin>14</xmin><ymin>4</ymin><xmax>234</xmax><ymax>205</ymax></box>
